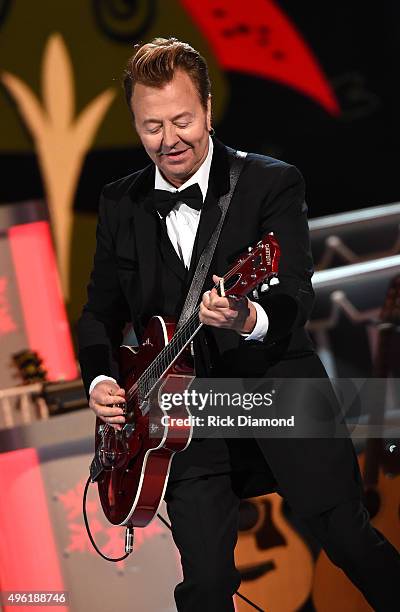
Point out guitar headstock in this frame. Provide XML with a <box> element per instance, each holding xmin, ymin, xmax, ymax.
<box><xmin>217</xmin><ymin>232</ymin><xmax>281</xmax><ymax>298</ymax></box>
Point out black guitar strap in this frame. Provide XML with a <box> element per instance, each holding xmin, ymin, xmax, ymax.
<box><xmin>176</xmin><ymin>150</ymin><xmax>247</xmax><ymax>329</ymax></box>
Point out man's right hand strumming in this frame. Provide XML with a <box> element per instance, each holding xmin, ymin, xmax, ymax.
<box><xmin>89</xmin><ymin>381</ymin><xmax>126</xmax><ymax>431</ymax></box>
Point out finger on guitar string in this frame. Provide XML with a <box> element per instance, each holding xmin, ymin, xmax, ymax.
<box><xmin>201</xmin><ymin>289</ymin><xmax>212</xmax><ymax>308</ymax></box>
<box><xmin>100</xmin><ymin>422</ymin><xmax>123</xmax><ymax>432</ymax></box>
<box><xmin>96</xmin><ymin>394</ymin><xmax>127</xmax><ymax>407</ymax></box>
<box><xmin>90</xmin><ymin>381</ymin><xmax>125</xmax><ymax>398</ymax></box>
<box><xmin>94</xmin><ymin>403</ymin><xmax>126</xmax><ymax>418</ymax></box>
<box><xmin>202</xmin><ymin>288</ymin><xmax>242</xmax><ymax>313</ymax></box>
<box><xmin>199</xmin><ymin>303</ymin><xmax>241</xmax><ymax>325</ymax></box>
<box><xmin>98</xmin><ymin>413</ymin><xmax>126</xmax><ymax>425</ymax></box>
<box><xmin>110</xmin><ymin>387</ymin><xmax>126</xmax><ymax>399</ymax></box>
<box><xmin>213</xmin><ymin>294</ymin><xmax>246</xmax><ymax>311</ymax></box>
<box><xmin>209</xmin><ymin>291</ymin><xmax>230</xmax><ymax>309</ymax></box>
<box><xmin>201</xmin><ymin>287</ymin><xmax>225</xmax><ymax>308</ymax></box>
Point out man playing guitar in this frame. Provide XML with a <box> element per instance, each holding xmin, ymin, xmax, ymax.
<box><xmin>78</xmin><ymin>37</ymin><xmax>400</xmax><ymax>611</ymax></box>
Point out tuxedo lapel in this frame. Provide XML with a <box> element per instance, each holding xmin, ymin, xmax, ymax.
<box><xmin>192</xmin><ymin>137</ymin><xmax>232</xmax><ymax>266</ymax></box>
<box><xmin>127</xmin><ymin>164</ymin><xmax>187</xmax><ymax>318</ymax></box>
<box><xmin>125</xmin><ymin>165</ymin><xmax>162</xmax><ymax>317</ymax></box>
<box><xmin>194</xmin><ymin>188</ymin><xmax>221</xmax><ymax>265</ymax></box>
<box><xmin>131</xmin><ymin>193</ymin><xmax>159</xmax><ymax>314</ymax></box>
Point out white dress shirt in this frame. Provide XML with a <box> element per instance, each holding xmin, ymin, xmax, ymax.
<box><xmin>89</xmin><ymin>137</ymin><xmax>269</xmax><ymax>395</ymax></box>
<box><xmin>156</xmin><ymin>136</ymin><xmax>213</xmax><ymax>269</ymax></box>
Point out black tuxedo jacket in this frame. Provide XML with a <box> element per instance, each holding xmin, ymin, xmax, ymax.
<box><xmin>78</xmin><ymin>139</ymin><xmax>363</xmax><ymax>517</ymax></box>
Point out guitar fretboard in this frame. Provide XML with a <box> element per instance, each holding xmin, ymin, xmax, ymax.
<box><xmin>131</xmin><ymin>308</ymin><xmax>202</xmax><ymax>404</ymax></box>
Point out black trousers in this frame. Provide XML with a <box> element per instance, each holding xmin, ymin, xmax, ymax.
<box><xmin>165</xmin><ymin>473</ymin><xmax>400</xmax><ymax>612</ymax></box>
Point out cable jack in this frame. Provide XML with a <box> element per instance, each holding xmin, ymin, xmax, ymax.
<box><xmin>125</xmin><ymin>525</ymin><xmax>134</xmax><ymax>554</ymax></box>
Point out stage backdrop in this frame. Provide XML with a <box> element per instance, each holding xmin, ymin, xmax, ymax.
<box><xmin>1</xmin><ymin>0</ymin><xmax>399</xmax><ymax>342</ymax></box>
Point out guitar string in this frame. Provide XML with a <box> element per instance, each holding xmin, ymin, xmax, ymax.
<box><xmin>141</xmin><ymin>237</ymin><xmax>276</xmax><ymax>393</ymax></box>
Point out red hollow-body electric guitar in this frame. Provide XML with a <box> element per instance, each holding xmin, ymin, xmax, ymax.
<box><xmin>90</xmin><ymin>233</ymin><xmax>280</xmax><ymax>529</ymax></box>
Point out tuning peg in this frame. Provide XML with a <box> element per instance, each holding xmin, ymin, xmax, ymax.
<box><xmin>248</xmin><ymin>246</ymin><xmax>253</xmax><ymax>252</ymax></box>
<box><xmin>269</xmin><ymin>277</ymin><xmax>279</xmax><ymax>286</ymax></box>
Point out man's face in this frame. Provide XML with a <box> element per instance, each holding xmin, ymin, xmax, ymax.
<box><xmin>131</xmin><ymin>69</ymin><xmax>211</xmax><ymax>187</ymax></box>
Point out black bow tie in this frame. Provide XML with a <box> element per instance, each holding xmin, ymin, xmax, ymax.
<box><xmin>153</xmin><ymin>183</ymin><xmax>203</xmax><ymax>218</ymax></box>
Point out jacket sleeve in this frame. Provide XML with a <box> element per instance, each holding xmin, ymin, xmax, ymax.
<box><xmin>255</xmin><ymin>164</ymin><xmax>315</xmax><ymax>347</ymax></box>
<box><xmin>77</xmin><ymin>189</ymin><xmax>131</xmax><ymax>397</ymax></box>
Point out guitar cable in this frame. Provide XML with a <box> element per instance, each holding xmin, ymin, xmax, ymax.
<box><xmin>83</xmin><ymin>476</ymin><xmax>131</xmax><ymax>562</ymax></box>
<box><xmin>83</xmin><ymin>477</ymin><xmax>266</xmax><ymax>611</ymax></box>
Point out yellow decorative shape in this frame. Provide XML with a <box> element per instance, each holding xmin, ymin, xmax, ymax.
<box><xmin>2</xmin><ymin>33</ymin><xmax>116</xmax><ymax>299</ymax></box>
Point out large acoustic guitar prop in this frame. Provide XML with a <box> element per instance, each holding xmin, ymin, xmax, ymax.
<box><xmin>235</xmin><ymin>494</ymin><xmax>314</xmax><ymax>612</ymax></box>
<box><xmin>312</xmin><ymin>274</ymin><xmax>400</xmax><ymax>612</ymax></box>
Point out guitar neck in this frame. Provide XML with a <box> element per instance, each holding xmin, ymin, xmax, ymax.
<box><xmin>125</xmin><ymin>231</ymin><xmax>281</xmax><ymax>404</ymax></box>
<box><xmin>132</xmin><ymin>307</ymin><xmax>202</xmax><ymax>402</ymax></box>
